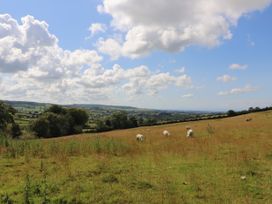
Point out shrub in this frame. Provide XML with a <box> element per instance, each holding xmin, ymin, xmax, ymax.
<box><xmin>31</xmin><ymin>106</ymin><xmax>89</xmax><ymax>138</ymax></box>
<box><xmin>11</xmin><ymin>123</ymin><xmax>22</xmax><ymax>138</ymax></box>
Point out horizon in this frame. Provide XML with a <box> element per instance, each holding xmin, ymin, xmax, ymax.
<box><xmin>0</xmin><ymin>0</ymin><xmax>272</xmax><ymax>110</ymax></box>
<box><xmin>3</xmin><ymin>99</ymin><xmax>270</xmax><ymax>113</ymax></box>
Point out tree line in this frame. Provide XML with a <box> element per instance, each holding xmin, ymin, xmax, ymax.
<box><xmin>227</xmin><ymin>106</ymin><xmax>272</xmax><ymax>117</ymax></box>
<box><xmin>1</xmin><ymin>100</ymin><xmax>272</xmax><ymax>139</ymax></box>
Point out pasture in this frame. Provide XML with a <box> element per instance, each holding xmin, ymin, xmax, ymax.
<box><xmin>0</xmin><ymin>111</ymin><xmax>272</xmax><ymax>203</ymax></box>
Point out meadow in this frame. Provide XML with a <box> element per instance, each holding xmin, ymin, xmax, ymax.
<box><xmin>0</xmin><ymin>111</ymin><xmax>272</xmax><ymax>203</ymax></box>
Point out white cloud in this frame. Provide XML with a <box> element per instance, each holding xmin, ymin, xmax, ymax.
<box><xmin>229</xmin><ymin>64</ymin><xmax>248</xmax><ymax>70</ymax></box>
<box><xmin>97</xmin><ymin>38</ymin><xmax>122</xmax><ymax>60</ymax></box>
<box><xmin>182</xmin><ymin>93</ymin><xmax>193</xmax><ymax>98</ymax></box>
<box><xmin>218</xmin><ymin>85</ymin><xmax>257</xmax><ymax>96</ymax></box>
<box><xmin>0</xmin><ymin>14</ymin><xmax>102</xmax><ymax>74</ymax></box>
<box><xmin>89</xmin><ymin>23</ymin><xmax>107</xmax><ymax>36</ymax></box>
<box><xmin>98</xmin><ymin>0</ymin><xmax>272</xmax><ymax>59</ymax></box>
<box><xmin>82</xmin><ymin>64</ymin><xmax>192</xmax><ymax>96</ymax></box>
<box><xmin>217</xmin><ymin>74</ymin><xmax>237</xmax><ymax>83</ymax></box>
<box><xmin>0</xmin><ymin>14</ymin><xmax>193</xmax><ymax>104</ymax></box>
<box><xmin>175</xmin><ymin>67</ymin><xmax>186</xmax><ymax>74</ymax></box>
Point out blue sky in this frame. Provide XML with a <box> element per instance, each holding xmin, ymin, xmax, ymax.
<box><xmin>0</xmin><ymin>0</ymin><xmax>271</xmax><ymax>111</ymax></box>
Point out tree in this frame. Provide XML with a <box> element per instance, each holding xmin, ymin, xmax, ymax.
<box><xmin>11</xmin><ymin>123</ymin><xmax>22</xmax><ymax>138</ymax></box>
<box><xmin>0</xmin><ymin>101</ymin><xmax>15</xmax><ymax>130</ymax></box>
<box><xmin>0</xmin><ymin>101</ymin><xmax>21</xmax><ymax>138</ymax></box>
<box><xmin>46</xmin><ymin>113</ymin><xmax>69</xmax><ymax>137</ymax></box>
<box><xmin>31</xmin><ymin>105</ymin><xmax>89</xmax><ymax>138</ymax></box>
<box><xmin>227</xmin><ymin>110</ymin><xmax>236</xmax><ymax>117</ymax></box>
<box><xmin>110</xmin><ymin>111</ymin><xmax>129</xmax><ymax>129</ymax></box>
<box><xmin>46</xmin><ymin>105</ymin><xmax>67</xmax><ymax>115</ymax></box>
<box><xmin>95</xmin><ymin>120</ymin><xmax>111</xmax><ymax>132</ymax></box>
<box><xmin>128</xmin><ymin>116</ymin><xmax>138</xmax><ymax>128</ymax></box>
<box><xmin>248</xmin><ymin>107</ymin><xmax>254</xmax><ymax>112</ymax></box>
<box><xmin>31</xmin><ymin>116</ymin><xmax>50</xmax><ymax>138</ymax></box>
<box><xmin>67</xmin><ymin>108</ymin><xmax>89</xmax><ymax>126</ymax></box>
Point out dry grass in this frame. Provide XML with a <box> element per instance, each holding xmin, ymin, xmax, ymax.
<box><xmin>0</xmin><ymin>111</ymin><xmax>272</xmax><ymax>203</ymax></box>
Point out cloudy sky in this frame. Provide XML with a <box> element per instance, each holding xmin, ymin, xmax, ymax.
<box><xmin>0</xmin><ymin>0</ymin><xmax>271</xmax><ymax>111</ymax></box>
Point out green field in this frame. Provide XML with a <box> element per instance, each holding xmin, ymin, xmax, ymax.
<box><xmin>1</xmin><ymin>111</ymin><xmax>272</xmax><ymax>203</ymax></box>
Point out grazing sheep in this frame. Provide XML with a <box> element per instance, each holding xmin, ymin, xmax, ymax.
<box><xmin>136</xmin><ymin>134</ymin><xmax>144</xmax><ymax>142</ymax></box>
<box><xmin>163</xmin><ymin>130</ymin><xmax>171</xmax><ymax>136</ymax></box>
<box><xmin>186</xmin><ymin>128</ymin><xmax>194</xmax><ymax>138</ymax></box>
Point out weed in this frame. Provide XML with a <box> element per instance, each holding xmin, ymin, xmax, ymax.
<box><xmin>130</xmin><ymin>181</ymin><xmax>153</xmax><ymax>190</ymax></box>
<box><xmin>206</xmin><ymin>124</ymin><xmax>215</xmax><ymax>136</ymax></box>
<box><xmin>0</xmin><ymin>193</ymin><xmax>14</xmax><ymax>204</ymax></box>
<box><xmin>24</xmin><ymin>175</ymin><xmax>32</xmax><ymax>204</ymax></box>
<box><xmin>102</xmin><ymin>174</ymin><xmax>119</xmax><ymax>184</ymax></box>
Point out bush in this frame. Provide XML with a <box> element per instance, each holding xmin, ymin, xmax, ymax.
<box><xmin>31</xmin><ymin>116</ymin><xmax>50</xmax><ymax>138</ymax></box>
<box><xmin>0</xmin><ymin>101</ymin><xmax>21</xmax><ymax>138</ymax></box>
<box><xmin>31</xmin><ymin>106</ymin><xmax>89</xmax><ymax>138</ymax></box>
<box><xmin>227</xmin><ymin>110</ymin><xmax>237</xmax><ymax>117</ymax></box>
<box><xmin>11</xmin><ymin>123</ymin><xmax>22</xmax><ymax>139</ymax></box>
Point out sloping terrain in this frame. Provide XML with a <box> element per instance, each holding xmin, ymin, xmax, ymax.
<box><xmin>0</xmin><ymin>111</ymin><xmax>272</xmax><ymax>203</ymax></box>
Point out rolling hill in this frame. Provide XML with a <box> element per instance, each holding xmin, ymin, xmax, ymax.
<box><xmin>0</xmin><ymin>110</ymin><xmax>272</xmax><ymax>203</ymax></box>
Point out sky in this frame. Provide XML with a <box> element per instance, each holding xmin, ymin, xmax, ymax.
<box><xmin>0</xmin><ymin>0</ymin><xmax>271</xmax><ymax>111</ymax></box>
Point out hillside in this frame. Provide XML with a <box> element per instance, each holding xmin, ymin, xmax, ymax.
<box><xmin>1</xmin><ymin>111</ymin><xmax>272</xmax><ymax>203</ymax></box>
<box><xmin>3</xmin><ymin>100</ymin><xmax>138</xmax><ymax>111</ymax></box>
<box><xmin>4</xmin><ymin>100</ymin><xmax>218</xmax><ymax>134</ymax></box>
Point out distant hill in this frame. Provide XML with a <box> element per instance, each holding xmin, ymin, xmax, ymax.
<box><xmin>3</xmin><ymin>100</ymin><xmax>219</xmax><ymax>127</ymax></box>
<box><xmin>65</xmin><ymin>103</ymin><xmax>139</xmax><ymax>111</ymax></box>
<box><xmin>4</xmin><ymin>100</ymin><xmax>50</xmax><ymax>107</ymax></box>
<box><xmin>3</xmin><ymin>100</ymin><xmax>213</xmax><ymax>113</ymax></box>
<box><xmin>3</xmin><ymin>100</ymin><xmax>139</xmax><ymax>111</ymax></box>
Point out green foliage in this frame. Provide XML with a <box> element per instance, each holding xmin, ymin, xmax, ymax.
<box><xmin>128</xmin><ymin>116</ymin><xmax>138</xmax><ymax>128</ymax></box>
<box><xmin>0</xmin><ymin>193</ymin><xmax>14</xmax><ymax>204</ymax></box>
<box><xmin>95</xmin><ymin>111</ymin><xmax>139</xmax><ymax>132</ymax></box>
<box><xmin>24</xmin><ymin>175</ymin><xmax>32</xmax><ymax>204</ymax></box>
<box><xmin>67</xmin><ymin>108</ymin><xmax>88</xmax><ymax>127</ymax></box>
<box><xmin>0</xmin><ymin>101</ymin><xmax>15</xmax><ymax>130</ymax></box>
<box><xmin>0</xmin><ymin>101</ymin><xmax>21</xmax><ymax>138</ymax></box>
<box><xmin>111</xmin><ymin>111</ymin><xmax>129</xmax><ymax>129</ymax></box>
<box><xmin>227</xmin><ymin>110</ymin><xmax>237</xmax><ymax>117</ymax></box>
<box><xmin>46</xmin><ymin>105</ymin><xmax>67</xmax><ymax>115</ymax></box>
<box><xmin>30</xmin><ymin>106</ymin><xmax>89</xmax><ymax>138</ymax></box>
<box><xmin>31</xmin><ymin>116</ymin><xmax>50</xmax><ymax>138</ymax></box>
<box><xmin>11</xmin><ymin>123</ymin><xmax>22</xmax><ymax>138</ymax></box>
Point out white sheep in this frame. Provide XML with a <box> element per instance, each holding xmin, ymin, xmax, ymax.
<box><xmin>136</xmin><ymin>134</ymin><xmax>144</xmax><ymax>142</ymax></box>
<box><xmin>186</xmin><ymin>128</ymin><xmax>194</xmax><ymax>138</ymax></box>
<box><xmin>163</xmin><ymin>130</ymin><xmax>171</xmax><ymax>136</ymax></box>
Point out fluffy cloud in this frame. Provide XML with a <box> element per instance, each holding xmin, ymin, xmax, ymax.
<box><xmin>0</xmin><ymin>14</ymin><xmax>193</xmax><ymax>103</ymax></box>
<box><xmin>218</xmin><ymin>85</ymin><xmax>257</xmax><ymax>96</ymax></box>
<box><xmin>230</xmin><ymin>64</ymin><xmax>248</xmax><ymax>70</ymax></box>
<box><xmin>89</xmin><ymin>23</ymin><xmax>107</xmax><ymax>36</ymax></box>
<box><xmin>82</xmin><ymin>64</ymin><xmax>192</xmax><ymax>96</ymax></box>
<box><xmin>98</xmin><ymin>0</ymin><xmax>272</xmax><ymax>59</ymax></box>
<box><xmin>97</xmin><ymin>38</ymin><xmax>122</xmax><ymax>60</ymax></box>
<box><xmin>181</xmin><ymin>94</ymin><xmax>193</xmax><ymax>98</ymax></box>
<box><xmin>0</xmin><ymin>14</ymin><xmax>101</xmax><ymax>74</ymax></box>
<box><xmin>217</xmin><ymin>74</ymin><xmax>237</xmax><ymax>83</ymax></box>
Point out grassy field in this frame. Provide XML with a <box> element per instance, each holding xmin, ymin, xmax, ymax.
<box><xmin>0</xmin><ymin>111</ymin><xmax>272</xmax><ymax>203</ymax></box>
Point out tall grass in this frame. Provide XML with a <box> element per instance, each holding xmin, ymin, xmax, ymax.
<box><xmin>0</xmin><ymin>136</ymin><xmax>133</xmax><ymax>159</ymax></box>
<box><xmin>1</xmin><ymin>111</ymin><xmax>272</xmax><ymax>203</ymax></box>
